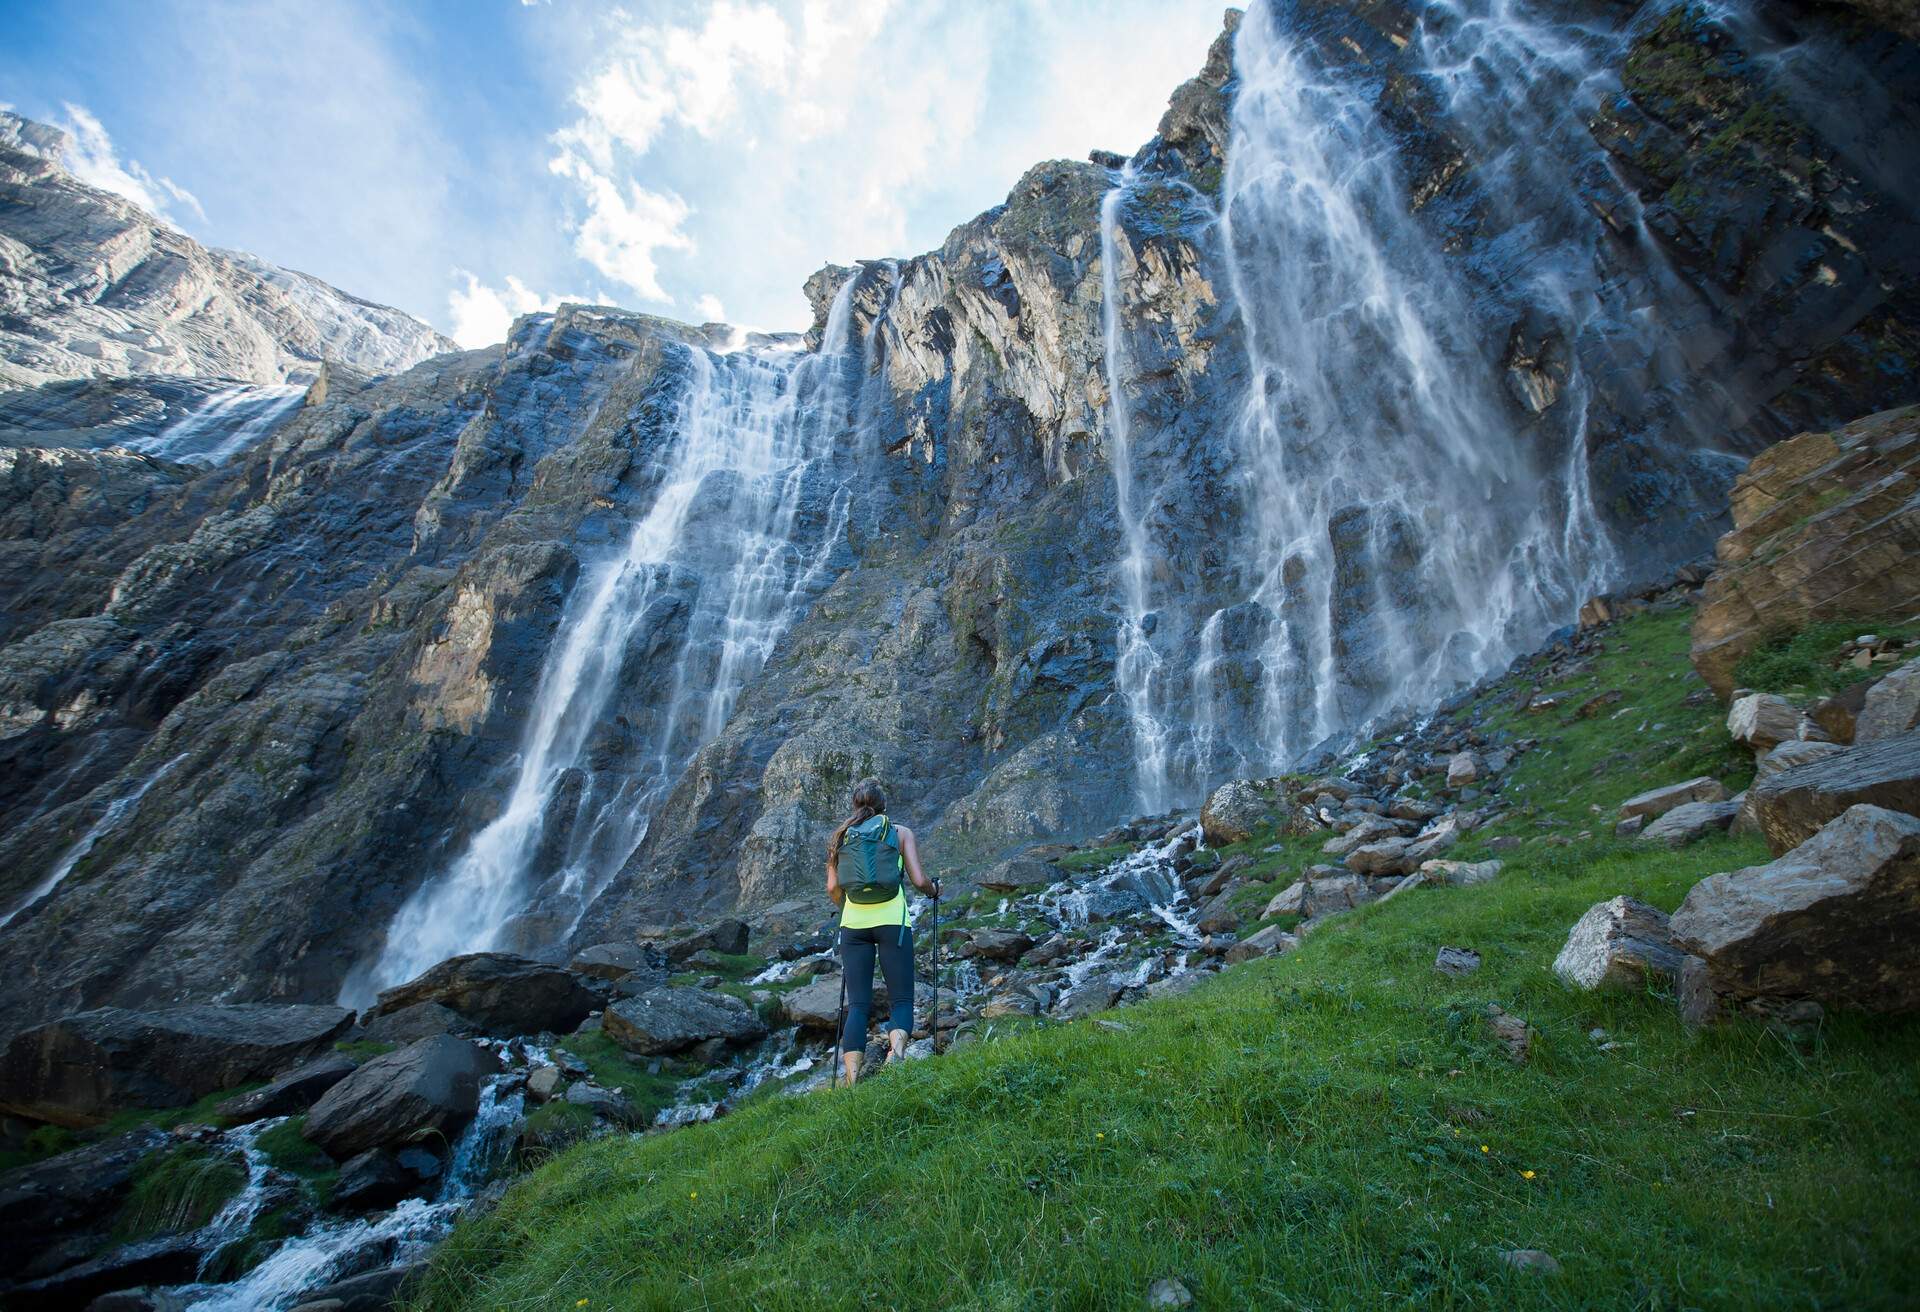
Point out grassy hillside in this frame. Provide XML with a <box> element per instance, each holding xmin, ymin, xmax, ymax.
<box><xmin>409</xmin><ymin>610</ymin><xmax>1920</xmax><ymax>1310</ymax></box>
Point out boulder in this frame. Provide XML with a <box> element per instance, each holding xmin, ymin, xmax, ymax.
<box><xmin>980</xmin><ymin>990</ymin><xmax>1041</xmax><ymax>1020</ymax></box>
<box><xmin>1344</xmin><ymin>837</ymin><xmax>1417</xmax><ymax>876</ymax></box>
<box><xmin>1264</xmin><ymin>873</ymin><xmax>1371</xmax><ymax>919</ymax></box>
<box><xmin>1484</xmin><ymin>1005</ymin><xmax>1532</xmax><ymax>1062</ymax></box>
<box><xmin>1638</xmin><ymin>798</ymin><xmax>1741</xmax><ymax>848</ymax></box>
<box><xmin>779</xmin><ymin>972</ymin><xmax>878</xmax><ymax>1030</ymax></box>
<box><xmin>1857</xmin><ymin>661</ymin><xmax>1920</xmax><ymax>742</ymax></box>
<box><xmin>368</xmin><ymin>953</ymin><xmax>599</xmax><ymax>1038</ymax></box>
<box><xmin>960</xmin><ymin>929</ymin><xmax>1035</xmax><ymax>963</ymax></box>
<box><xmin>356</xmin><ymin>1001</ymin><xmax>480</xmax><ymax>1046</ymax></box>
<box><xmin>1618</xmin><ymin>776</ymin><xmax>1730</xmax><ymax>821</ymax></box>
<box><xmin>1807</xmin><ymin>677</ymin><xmax>1878</xmax><ymax>744</ymax></box>
<box><xmin>662</xmin><ymin>918</ymin><xmax>751</xmax><ymax>962</ymax></box>
<box><xmin>525</xmin><ymin>1065</ymin><xmax>565</xmax><ymax>1103</ymax></box>
<box><xmin>1321</xmin><ymin>814</ymin><xmax>1407</xmax><ymax>855</ymax></box>
<box><xmin>1417</xmin><ymin>859</ymin><xmax>1502</xmax><ymax>887</ymax></box>
<box><xmin>976</xmin><ymin>857</ymin><xmax>1058</xmax><ymax>891</ymax></box>
<box><xmin>1388</xmin><ymin>797</ymin><xmax>1442</xmax><ymax>822</ymax></box>
<box><xmin>302</xmin><ymin>1035</ymin><xmax>499</xmax><ymax>1160</ymax></box>
<box><xmin>1669</xmin><ymin>804</ymin><xmax>1920</xmax><ymax>1012</ymax></box>
<box><xmin>1735</xmin><ymin>740</ymin><xmax>1852</xmax><ymax>835</ymax></box>
<box><xmin>563</xmin><ymin>1082</ymin><xmax>639</xmax><ymax>1126</ymax></box>
<box><xmin>329</xmin><ymin>1148</ymin><xmax>420</xmax><ymax>1212</ymax></box>
<box><xmin>1749</xmin><ymin>730</ymin><xmax>1920</xmax><ymax>855</ymax></box>
<box><xmin>1552</xmin><ymin>897</ymin><xmax>1687</xmax><ymax>990</ymax></box>
<box><xmin>1689</xmin><ymin>408</ymin><xmax>1920</xmax><ymax>699</ymax></box>
<box><xmin>1055</xmin><ymin>975</ymin><xmax>1123</xmax><ymax>1018</ymax></box>
<box><xmin>3</xmin><ymin>1234</ymin><xmax>202</xmax><ymax>1309</ymax></box>
<box><xmin>1194</xmin><ymin>883</ymin><xmax>1246</xmax><ymax>934</ymax></box>
<box><xmin>0</xmin><ymin>1126</ymin><xmax>169</xmax><ymax>1278</ymax></box>
<box><xmin>0</xmin><ymin>1004</ymin><xmax>354</xmax><ymax>1127</ymax></box>
<box><xmin>213</xmin><ymin>1054</ymin><xmax>359</xmax><ymax>1125</ymax></box>
<box><xmin>602</xmin><ymin>987</ymin><xmax>767</xmax><ymax>1056</ymax></box>
<box><xmin>1434</xmin><ymin>946</ymin><xmax>1481</xmax><ymax>976</ymax></box>
<box><xmin>291</xmin><ymin>1262</ymin><xmax>427</xmax><ymax>1312</ymax></box>
<box><xmin>1224</xmin><ymin>923</ymin><xmax>1298</xmax><ymax>964</ymax></box>
<box><xmin>1728</xmin><ymin>693</ymin><xmax>1818</xmax><ymax>753</ymax></box>
<box><xmin>1200</xmin><ymin>778</ymin><xmax>1292</xmax><ymax>846</ymax></box>
<box><xmin>1446</xmin><ymin>752</ymin><xmax>1482</xmax><ymax>787</ymax></box>
<box><xmin>568</xmin><ymin>942</ymin><xmax>669</xmax><ymax>983</ymax></box>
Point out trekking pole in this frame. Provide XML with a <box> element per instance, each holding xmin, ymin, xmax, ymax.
<box><xmin>930</xmin><ymin>881</ymin><xmax>941</xmax><ymax>1056</ymax></box>
<box><xmin>832</xmin><ymin>928</ymin><xmax>846</xmax><ymax>1090</ymax></box>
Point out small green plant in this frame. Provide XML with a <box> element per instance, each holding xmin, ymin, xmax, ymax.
<box><xmin>333</xmin><ymin>1039</ymin><xmax>399</xmax><ymax>1062</ymax></box>
<box><xmin>1733</xmin><ymin>619</ymin><xmax>1916</xmax><ymax>700</ymax></box>
<box><xmin>113</xmin><ymin>1142</ymin><xmax>248</xmax><ymax>1243</ymax></box>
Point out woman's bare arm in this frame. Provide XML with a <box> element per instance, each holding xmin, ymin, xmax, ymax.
<box><xmin>897</xmin><ymin>826</ymin><xmax>939</xmax><ymax>896</ymax></box>
<box><xmin>825</xmin><ymin>850</ymin><xmax>843</xmax><ymax>906</ymax></box>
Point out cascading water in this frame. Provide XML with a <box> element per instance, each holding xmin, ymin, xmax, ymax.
<box><xmin>1100</xmin><ymin>0</ymin><xmax>1744</xmax><ymax>806</ymax></box>
<box><xmin>0</xmin><ymin>752</ymin><xmax>186</xmax><ymax>931</ymax></box>
<box><xmin>124</xmin><ymin>384</ymin><xmax>307</xmax><ymax>464</ymax></box>
<box><xmin>355</xmin><ymin>276</ymin><xmax>887</xmax><ymax>997</ymax></box>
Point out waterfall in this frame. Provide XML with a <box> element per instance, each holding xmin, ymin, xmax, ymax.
<box><xmin>0</xmin><ymin>753</ymin><xmax>186</xmax><ymax>932</ymax></box>
<box><xmin>356</xmin><ymin>275</ymin><xmax>887</xmax><ymax>996</ymax></box>
<box><xmin>1099</xmin><ymin>0</ymin><xmax>1746</xmax><ymax>805</ymax></box>
<box><xmin>1100</xmin><ymin>167</ymin><xmax>1178</xmax><ymax>817</ymax></box>
<box><xmin>124</xmin><ymin>384</ymin><xmax>306</xmax><ymax>464</ymax></box>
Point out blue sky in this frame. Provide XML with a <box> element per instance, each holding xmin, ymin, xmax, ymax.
<box><xmin>1</xmin><ymin>0</ymin><xmax>1228</xmax><ymax>346</ymax></box>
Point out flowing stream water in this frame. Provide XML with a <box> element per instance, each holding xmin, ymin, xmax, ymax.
<box><xmin>123</xmin><ymin>384</ymin><xmax>307</xmax><ymax>464</ymax></box>
<box><xmin>357</xmin><ymin>277</ymin><xmax>889</xmax><ymax>996</ymax></box>
<box><xmin>0</xmin><ymin>752</ymin><xmax>187</xmax><ymax>931</ymax></box>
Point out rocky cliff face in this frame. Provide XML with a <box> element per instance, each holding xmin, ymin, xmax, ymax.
<box><xmin>0</xmin><ymin>0</ymin><xmax>1916</xmax><ymax>1032</ymax></box>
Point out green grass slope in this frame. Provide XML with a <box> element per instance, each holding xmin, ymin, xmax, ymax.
<box><xmin>410</xmin><ymin>611</ymin><xmax>1920</xmax><ymax>1311</ymax></box>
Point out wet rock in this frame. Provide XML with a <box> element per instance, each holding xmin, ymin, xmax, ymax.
<box><xmin>1194</xmin><ymin>883</ymin><xmax>1247</xmax><ymax>934</ymax></box>
<box><xmin>1224</xmin><ymin>923</ymin><xmax>1298</xmax><ymax>964</ymax></box>
<box><xmin>1857</xmin><ymin>661</ymin><xmax>1920</xmax><ymax>742</ymax></box>
<box><xmin>302</xmin><ymin>1034</ymin><xmax>499</xmax><ymax>1159</ymax></box>
<box><xmin>1749</xmin><ymin>731</ymin><xmax>1920</xmax><ymax>855</ymax></box>
<box><xmin>661</xmin><ymin>919</ymin><xmax>751</xmax><ymax>962</ymax></box>
<box><xmin>1638</xmin><ymin>798</ymin><xmax>1741</xmax><ymax>848</ymax></box>
<box><xmin>213</xmin><ymin>1054</ymin><xmax>358</xmax><ymax>1125</ymax></box>
<box><xmin>1023</xmin><ymin>935</ymin><xmax>1078</xmax><ymax>968</ymax></box>
<box><xmin>960</xmin><ymin>929</ymin><xmax>1035</xmax><ymax>963</ymax></box>
<box><xmin>977</xmin><ymin>857</ymin><xmax>1058</xmax><ymax>891</ymax></box>
<box><xmin>603</xmin><ymin>987</ymin><xmax>767</xmax><ymax>1056</ymax></box>
<box><xmin>1553</xmin><ymin>897</ymin><xmax>1686</xmax><ymax>990</ymax></box>
<box><xmin>1056</xmin><ymin>975</ymin><xmax>1123</xmax><ymax>1018</ymax></box>
<box><xmin>1434</xmin><ymin>946</ymin><xmax>1481</xmax><ymax>976</ymax></box>
<box><xmin>0</xmin><ymin>1003</ymin><xmax>354</xmax><ymax>1127</ymax></box>
<box><xmin>1618</xmin><ymin>776</ymin><xmax>1730</xmax><ymax>821</ymax></box>
<box><xmin>3</xmin><ymin>1235</ymin><xmax>202</xmax><ymax>1310</ymax></box>
<box><xmin>0</xmin><ymin>1126</ymin><xmax>169</xmax><ymax>1278</ymax></box>
<box><xmin>568</xmin><ymin>942</ymin><xmax>670</xmax><ymax>983</ymax></box>
<box><xmin>1670</xmin><ymin>804</ymin><xmax>1920</xmax><ymax>1013</ymax></box>
<box><xmin>368</xmin><ymin>953</ymin><xmax>599</xmax><ymax>1038</ymax></box>
<box><xmin>329</xmin><ymin>1147</ymin><xmax>420</xmax><ymax>1212</ymax></box>
<box><xmin>293</xmin><ymin>1262</ymin><xmax>427</xmax><ymax>1312</ymax></box>
<box><xmin>1484</xmin><ymin>1005</ymin><xmax>1532</xmax><ymax>1062</ymax></box>
<box><xmin>1728</xmin><ymin>693</ymin><xmax>1821</xmax><ymax>753</ymax></box>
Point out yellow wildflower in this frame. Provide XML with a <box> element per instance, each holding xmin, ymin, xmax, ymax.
<box><xmin>1522</xmin><ymin>1170</ymin><xmax>1536</xmax><ymax>1180</ymax></box>
<box><xmin>1480</xmin><ymin>1145</ymin><xmax>1489</xmax><ymax>1154</ymax></box>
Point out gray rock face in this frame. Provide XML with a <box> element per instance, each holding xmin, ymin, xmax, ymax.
<box><xmin>0</xmin><ymin>1003</ymin><xmax>353</xmax><ymax>1126</ymax></box>
<box><xmin>1748</xmin><ymin>730</ymin><xmax>1920</xmax><ymax>855</ymax></box>
<box><xmin>0</xmin><ymin>1126</ymin><xmax>170</xmax><ymax>1279</ymax></box>
<box><xmin>302</xmin><ymin>1034</ymin><xmax>499</xmax><ymax>1160</ymax></box>
<box><xmin>602</xmin><ymin>987</ymin><xmax>767</xmax><ymax>1056</ymax></box>
<box><xmin>367</xmin><ymin>953</ymin><xmax>599</xmax><ymax>1038</ymax></box>
<box><xmin>1224</xmin><ymin>923</ymin><xmax>1297</xmax><ymax>964</ymax></box>
<box><xmin>1670</xmin><ymin>805</ymin><xmax>1920</xmax><ymax>1013</ymax></box>
<box><xmin>0</xmin><ymin>111</ymin><xmax>451</xmax><ymax>391</ymax></box>
<box><xmin>357</xmin><ymin>1002</ymin><xmax>479</xmax><ymax>1046</ymax></box>
<box><xmin>1553</xmin><ymin>897</ymin><xmax>1687</xmax><ymax>990</ymax></box>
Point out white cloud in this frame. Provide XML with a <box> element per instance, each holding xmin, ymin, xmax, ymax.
<box><xmin>693</xmin><ymin>293</ymin><xmax>726</xmax><ymax>323</ymax></box>
<box><xmin>56</xmin><ymin>102</ymin><xmax>206</xmax><ymax>227</ymax></box>
<box><xmin>447</xmin><ymin>270</ymin><xmax>606</xmax><ymax>349</ymax></box>
<box><xmin>547</xmin><ymin>151</ymin><xmax>693</xmax><ymax>304</ymax></box>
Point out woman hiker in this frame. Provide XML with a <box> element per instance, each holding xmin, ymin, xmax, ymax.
<box><xmin>825</xmin><ymin>776</ymin><xmax>939</xmax><ymax>1085</ymax></box>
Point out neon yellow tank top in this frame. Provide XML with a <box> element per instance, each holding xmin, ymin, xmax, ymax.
<box><xmin>840</xmin><ymin>886</ymin><xmax>908</xmax><ymax>930</ymax></box>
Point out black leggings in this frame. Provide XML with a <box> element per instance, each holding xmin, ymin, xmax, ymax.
<box><xmin>839</xmin><ymin>924</ymin><xmax>915</xmax><ymax>1054</ymax></box>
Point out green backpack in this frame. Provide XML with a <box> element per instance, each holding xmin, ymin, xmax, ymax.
<box><xmin>840</xmin><ymin>814</ymin><xmax>905</xmax><ymax>904</ymax></box>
